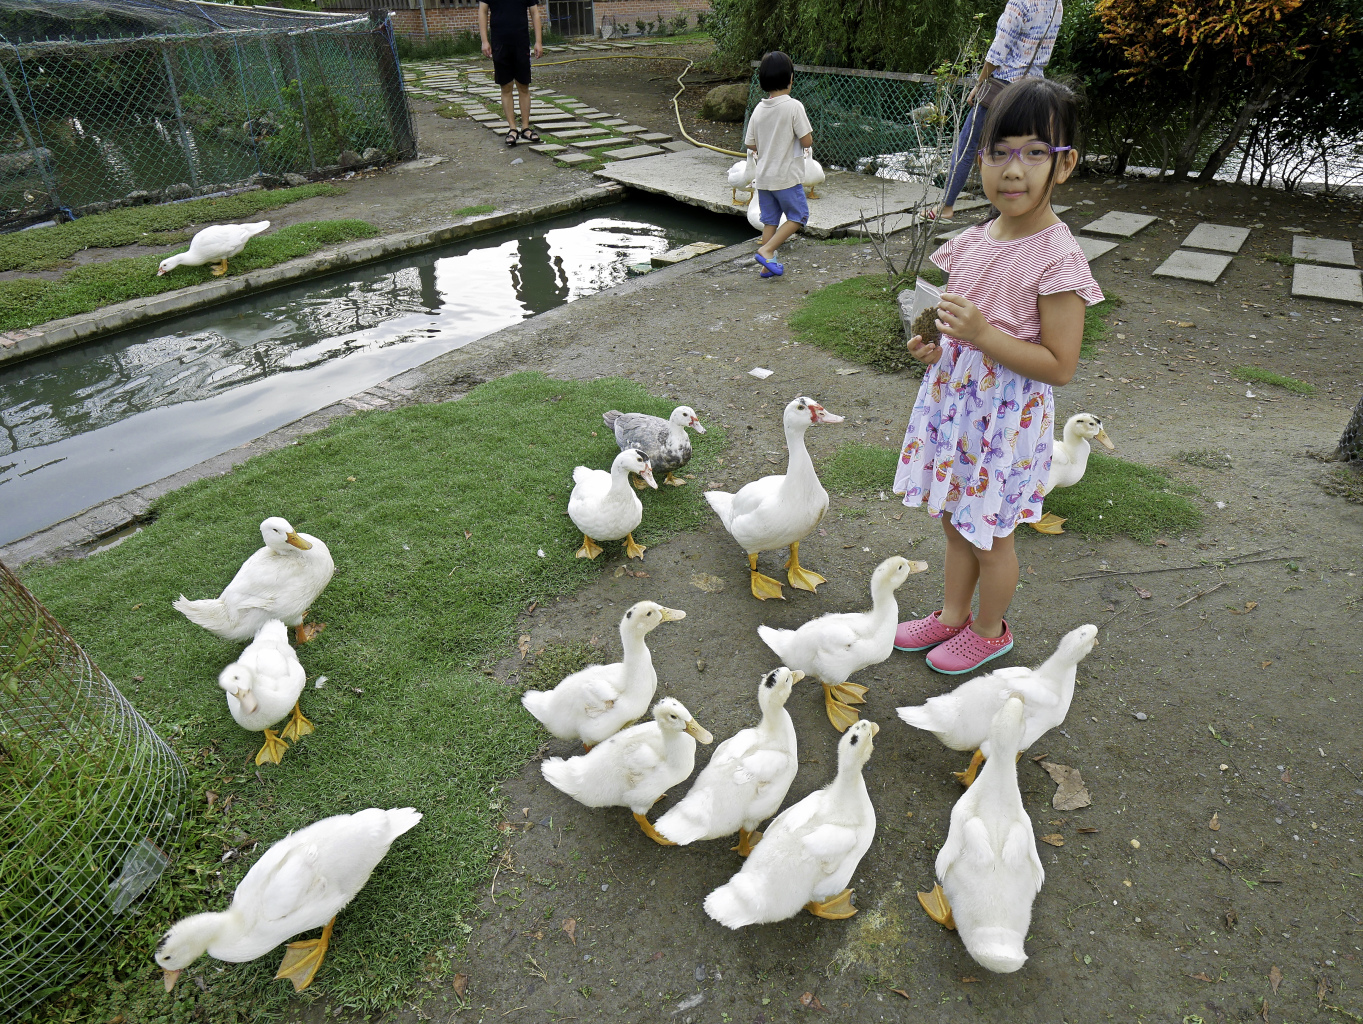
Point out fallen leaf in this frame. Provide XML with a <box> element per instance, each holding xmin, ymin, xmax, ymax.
<box><xmin>690</xmin><ymin>573</ymin><xmax>726</xmax><ymax>593</ymax></box>
<box><xmin>1245</xmin><ymin>601</ymin><xmax>1258</xmax><ymax>611</ymax></box>
<box><xmin>453</xmin><ymin>973</ymin><xmax>469</xmax><ymax>998</ymax></box>
<box><xmin>1048</xmin><ymin>818</ymin><xmax>1067</xmax><ymax>826</ymax></box>
<box><xmin>1281</xmin><ymin>769</ymin><xmax>1292</xmax><ymax>783</ymax></box>
<box><xmin>562</xmin><ymin>918</ymin><xmax>576</xmax><ymax>944</ymax></box>
<box><xmin>1041</xmin><ymin>833</ymin><xmax>1065</xmax><ymax>847</ymax></box>
<box><xmin>131</xmin><ymin>604</ymin><xmax>142</xmax><ymax>611</ymax></box>
<box><xmin>797</xmin><ymin>992</ymin><xmax>829</xmax><ymax>1012</ymax></box>
<box><xmin>1155</xmin><ymin>539</ymin><xmax>1170</xmax><ymax>547</ymax></box>
<box><xmin>204</xmin><ymin>791</ymin><xmax>218</xmax><ymax>807</ymax></box>
<box><xmin>1134</xmin><ymin>586</ymin><xmax>1152</xmax><ymax>599</ymax></box>
<box><xmin>518</xmin><ymin>634</ymin><xmax>531</xmax><ymax>659</ymax></box>
<box><xmin>347</xmin><ymin>476</ymin><xmax>356</xmax><ymax>482</ymax></box>
<box><xmin>1261</xmin><ymin>660</ymin><xmax>1273</xmax><ymax>669</ymax></box>
<box><xmin>133</xmin><ymin>675</ymin><xmax>144</xmax><ymax>681</ymax></box>
<box><xmin>836</xmin><ymin>368</ymin><xmax>861</xmax><ymax>375</ymax></box>
<box><xmin>464</xmin><ymin>530</ymin><xmax>472</xmax><ymax>540</ymax></box>
<box><xmin>1031</xmin><ymin>753</ymin><xmax>1050</xmax><ymax>762</ymax></box>
<box><xmin>648</xmin><ymin>951</ymin><xmax>664</xmax><ymax>962</ymax></box>
<box><xmin>1177</xmin><ymin>321</ymin><xmax>1196</xmax><ymax>328</ymax></box>
<box><xmin>1209</xmin><ymin>812</ymin><xmax>1220</xmax><ymax>831</ymax></box>
<box><xmin>1077</xmin><ymin>827</ymin><xmax>1099</xmax><ymax>834</ymax></box>
<box><xmin>891</xmin><ymin>988</ymin><xmax>911</xmax><ymax>999</ymax></box>
<box><xmin>1104</xmin><ymin>602</ymin><xmax>1117</xmax><ymax>612</ymax></box>
<box><xmin>1211</xmin><ymin>853</ymin><xmax>1231</xmax><ymax>869</ymax></box>
<box><xmin>614</xmin><ymin>566</ymin><xmax>626</xmax><ymax>577</ymax></box>
<box><xmin>960</xmin><ymin>976</ymin><xmax>979</xmax><ymax>983</ymax></box>
<box><xmin>1041</xmin><ymin>761</ymin><xmax>1093</xmax><ymax>811</ymax></box>
<box><xmin>1270</xmin><ymin>965</ymin><xmax>1282</xmax><ymax>993</ymax></box>
<box><xmin>297</xmin><ymin>621</ymin><xmax>326</xmax><ymax>642</ymax></box>
<box><xmin>1225</xmin><ymin>909</ymin><xmax>1237</xmax><ymax>929</ymax></box>
<box><xmin>1261</xmin><ymin>997</ymin><xmax>1269</xmax><ymax>1022</ymax></box>
<box><xmin>1317</xmin><ymin>975</ymin><xmax>1331</xmax><ymax>1005</ymax></box>
<box><xmin>1189</xmin><ymin>972</ymin><xmax>1216</xmax><ymax>982</ymax></box>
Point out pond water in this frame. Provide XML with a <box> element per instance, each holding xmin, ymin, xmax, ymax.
<box><xmin>0</xmin><ymin>198</ymin><xmax>752</xmax><ymax>545</ymax></box>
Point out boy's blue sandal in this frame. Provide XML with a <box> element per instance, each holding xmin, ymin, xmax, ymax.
<box><xmin>754</xmin><ymin>252</ymin><xmax>783</xmax><ymax>276</ymax></box>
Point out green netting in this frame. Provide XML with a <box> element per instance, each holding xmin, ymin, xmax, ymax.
<box><xmin>743</xmin><ymin>62</ymin><xmax>963</xmax><ymax>172</ymax></box>
<box><xmin>0</xmin><ymin>3</ymin><xmax>416</xmax><ymax>226</ymax></box>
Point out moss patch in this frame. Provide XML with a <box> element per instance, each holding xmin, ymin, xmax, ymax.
<box><xmin>0</xmin><ymin>220</ymin><xmax>376</xmax><ymax>332</ymax></box>
<box><xmin>1233</xmin><ymin>365</ymin><xmax>1315</xmax><ymax>395</ymax></box>
<box><xmin>788</xmin><ymin>274</ymin><xmax>922</xmax><ymax>374</ymax></box>
<box><xmin>1082</xmin><ymin>295</ymin><xmax>1122</xmax><ymax>359</ymax></box>
<box><xmin>822</xmin><ymin>443</ymin><xmax>899</xmax><ymax>493</ymax></box>
<box><xmin>454</xmin><ymin>204</ymin><xmax>497</xmax><ymax>217</ymax></box>
<box><xmin>1320</xmin><ymin>465</ymin><xmax>1363</xmax><ymax>505</ymax></box>
<box><xmin>1038</xmin><ymin>453</ymin><xmax>1203</xmax><ymax>542</ymax></box>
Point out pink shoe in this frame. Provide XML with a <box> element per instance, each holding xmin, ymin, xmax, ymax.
<box><xmin>894</xmin><ymin>610</ymin><xmax>971</xmax><ymax>652</ymax></box>
<box><xmin>926</xmin><ymin>621</ymin><xmax>1014</xmax><ymax>675</ymax></box>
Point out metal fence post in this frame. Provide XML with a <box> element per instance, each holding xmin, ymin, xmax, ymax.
<box><xmin>286</xmin><ymin>35</ymin><xmax>318</xmax><ymax>172</ymax></box>
<box><xmin>418</xmin><ymin>0</ymin><xmax>430</xmax><ymax>39</ymax></box>
<box><xmin>0</xmin><ymin>57</ymin><xmax>61</xmax><ymax>206</ymax></box>
<box><xmin>368</xmin><ymin>11</ymin><xmax>417</xmax><ymax>160</ymax></box>
<box><xmin>159</xmin><ymin>43</ymin><xmax>200</xmax><ymax>186</ymax></box>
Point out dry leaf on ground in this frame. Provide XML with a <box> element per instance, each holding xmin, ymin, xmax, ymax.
<box><xmin>1133</xmin><ymin>584</ymin><xmax>1152</xmax><ymax>599</ymax></box>
<box><xmin>518</xmin><ymin>634</ymin><xmax>531</xmax><ymax>658</ymax></box>
<box><xmin>1261</xmin><ymin>997</ymin><xmax>1269</xmax><ymax>1022</ymax></box>
<box><xmin>799</xmin><ymin>992</ymin><xmax>829</xmax><ymax>1011</ymax></box>
<box><xmin>1077</xmin><ymin>826</ymin><xmax>1099</xmax><ymax>833</ymax></box>
<box><xmin>1270</xmin><ymin>965</ymin><xmax>1282</xmax><ymax>993</ymax></box>
<box><xmin>1209</xmin><ymin>812</ymin><xmax>1220</xmax><ymax>831</ymax></box>
<box><xmin>1189</xmin><ymin>972</ymin><xmax>1217</xmax><ymax>983</ymax></box>
<box><xmin>1041</xmin><ymin>761</ymin><xmax>1093</xmax><ymax>810</ymax></box>
<box><xmin>1040</xmin><ymin>833</ymin><xmax>1065</xmax><ymax>847</ymax></box>
<box><xmin>891</xmin><ymin>988</ymin><xmax>911</xmax><ymax>999</ymax></box>
<box><xmin>960</xmin><ymin>976</ymin><xmax>979</xmax><ymax>983</ymax></box>
<box><xmin>562</xmin><ymin>918</ymin><xmax>576</xmax><ymax>944</ymax></box>
<box><xmin>690</xmin><ymin>573</ymin><xmax>726</xmax><ymax>593</ymax></box>
<box><xmin>453</xmin><ymin>973</ymin><xmax>469</xmax><ymax>998</ymax></box>
<box><xmin>297</xmin><ymin>621</ymin><xmax>326</xmax><ymax>642</ymax></box>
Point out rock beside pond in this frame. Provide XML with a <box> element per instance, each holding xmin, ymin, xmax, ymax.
<box><xmin>700</xmin><ymin>84</ymin><xmax>748</xmax><ymax>123</ymax></box>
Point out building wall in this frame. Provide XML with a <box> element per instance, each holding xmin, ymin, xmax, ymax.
<box><xmin>333</xmin><ymin>1</ymin><xmax>711</xmax><ymax>41</ymax></box>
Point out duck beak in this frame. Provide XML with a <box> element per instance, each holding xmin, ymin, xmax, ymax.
<box><xmin>285</xmin><ymin>531</ymin><xmax>312</xmax><ymax>550</ymax></box>
<box><xmin>162</xmin><ymin>968</ymin><xmax>182</xmax><ymax>991</ymax></box>
<box><xmin>691</xmin><ymin>417</ymin><xmax>706</xmax><ymax>434</ymax></box>
<box><xmin>685</xmin><ymin>719</ymin><xmax>714</xmax><ymax>744</ymax></box>
<box><xmin>659</xmin><ymin>606</ymin><xmax>687</xmax><ymax>621</ymax></box>
<box><xmin>1095</xmin><ymin>428</ymin><xmax>1115</xmax><ymax>450</ymax></box>
<box><xmin>907</xmin><ymin>560</ymin><xmax>929</xmax><ymax>573</ymax></box>
<box><xmin>869</xmin><ymin>722</ymin><xmax>880</xmax><ymax>736</ymax></box>
<box><xmin>639</xmin><ymin>464</ymin><xmax>658</xmax><ymax>489</ymax></box>
<box><xmin>790</xmin><ymin>670</ymin><xmax>805</xmax><ymax>683</ymax></box>
<box><xmin>812</xmin><ymin>404</ymin><xmax>844</xmax><ymax>424</ymax></box>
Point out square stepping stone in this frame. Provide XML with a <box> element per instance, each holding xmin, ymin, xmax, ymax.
<box><xmin>1182</xmin><ymin>222</ymin><xmax>1250</xmax><ymax>253</ymax></box>
<box><xmin>651</xmin><ymin>241</ymin><xmax>726</xmax><ymax>266</ymax></box>
<box><xmin>528</xmin><ymin>143</ymin><xmax>567</xmax><ymax>154</ymax></box>
<box><xmin>599</xmin><ymin>118</ymin><xmax>628</xmax><ymax>126</ymax></box>
<box><xmin>611</xmin><ymin>124</ymin><xmax>648</xmax><ymax>133</ymax></box>
<box><xmin>543</xmin><ymin>46</ymin><xmax>567</xmax><ymax>53</ymax></box>
<box><xmin>471</xmin><ymin>113</ymin><xmax>501</xmax><ymax>122</ymax></box>
<box><xmin>573</xmin><ymin>107</ymin><xmax>601</xmax><ymax>114</ymax></box>
<box><xmin>1081</xmin><ymin>211</ymin><xmax>1157</xmax><ymax>238</ymax></box>
<box><xmin>536</xmin><ymin>120</ymin><xmax>591</xmax><ymax>130</ymax></box>
<box><xmin>635</xmin><ymin>131</ymin><xmax>673</xmax><ymax>143</ymax></box>
<box><xmin>584</xmin><ymin>43</ymin><xmax>609</xmax><ymax>49</ymax></box>
<box><xmin>555</xmin><ymin>152</ymin><xmax>595</xmax><ymax>165</ymax></box>
<box><xmin>1076</xmin><ymin>236</ymin><xmax>1118</xmax><ymax>262</ymax></box>
<box><xmin>1292</xmin><ymin>264</ymin><xmax>1362</xmax><ymax>304</ymax></box>
<box><xmin>1051</xmin><ymin>204</ymin><xmax>1071</xmax><ymax>214</ymax></box>
<box><xmin>531</xmin><ymin>87</ymin><xmax>552</xmax><ymax>94</ymax></box>
<box><xmin>1293</xmin><ymin>236</ymin><xmax>1355</xmax><ymax>267</ymax></box>
<box><xmin>571</xmin><ymin>135</ymin><xmax>630</xmax><ymax>148</ymax></box>
<box><xmin>603</xmin><ymin>144</ymin><xmax>665</xmax><ymax>160</ymax></box>
<box><xmin>552</xmin><ymin>127</ymin><xmax>610</xmax><ymax>139</ymax></box>
<box><xmin>609</xmin><ymin>42</ymin><xmax>635</xmax><ymax>48</ymax></box>
<box><xmin>934</xmin><ymin>226</ymin><xmax>968</xmax><ymax>243</ymax></box>
<box><xmin>1152</xmin><ymin>249</ymin><xmax>1233</xmax><ymax>283</ymax></box>
<box><xmin>566</xmin><ymin>45</ymin><xmax>590</xmax><ymax>51</ymax></box>
<box><xmin>660</xmin><ymin>140</ymin><xmax>694</xmax><ymax>152</ymax></box>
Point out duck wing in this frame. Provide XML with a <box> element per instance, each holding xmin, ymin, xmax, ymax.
<box><xmin>800</xmin><ymin>823</ymin><xmax>859</xmax><ymax>874</ymax></box>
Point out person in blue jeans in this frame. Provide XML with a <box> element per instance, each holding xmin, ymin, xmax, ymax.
<box><xmin>934</xmin><ymin>0</ymin><xmax>1062</xmax><ymax>221</ymax></box>
<box><xmin>744</xmin><ymin>51</ymin><xmax>813</xmax><ymax>278</ymax></box>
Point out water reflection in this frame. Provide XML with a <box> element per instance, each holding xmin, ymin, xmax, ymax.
<box><xmin>0</xmin><ymin>199</ymin><xmax>750</xmax><ymax>543</ymax></box>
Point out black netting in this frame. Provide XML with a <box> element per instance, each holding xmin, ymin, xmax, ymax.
<box><xmin>1334</xmin><ymin>393</ymin><xmax>1363</xmax><ymax>462</ymax></box>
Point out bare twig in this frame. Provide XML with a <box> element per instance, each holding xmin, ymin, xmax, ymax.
<box><xmin>1056</xmin><ymin>555</ymin><xmax>1296</xmax><ymax>582</ymax></box>
<box><xmin>1173</xmin><ymin>581</ymin><xmax>1227</xmax><ymax>609</ymax></box>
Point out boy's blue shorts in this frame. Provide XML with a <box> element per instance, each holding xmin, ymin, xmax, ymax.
<box><xmin>758</xmin><ymin>185</ymin><xmax>809</xmax><ymax>227</ymax></box>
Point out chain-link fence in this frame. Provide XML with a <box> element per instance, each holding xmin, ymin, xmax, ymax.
<box><xmin>0</xmin><ymin>0</ymin><xmax>416</xmax><ymax>227</ymax></box>
<box><xmin>0</xmin><ymin>559</ymin><xmax>186</xmax><ymax>1019</ymax></box>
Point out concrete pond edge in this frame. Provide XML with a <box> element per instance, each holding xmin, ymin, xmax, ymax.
<box><xmin>0</xmin><ymin>233</ymin><xmax>758</xmax><ymax>570</ymax></box>
<box><xmin>0</xmin><ymin>183</ymin><xmax>628</xmax><ymax>369</ymax></box>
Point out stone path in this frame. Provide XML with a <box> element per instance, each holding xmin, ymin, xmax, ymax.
<box><xmin>1290</xmin><ymin>235</ymin><xmax>1361</xmax><ymax>304</ymax></box>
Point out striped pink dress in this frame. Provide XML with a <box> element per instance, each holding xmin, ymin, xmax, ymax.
<box><xmin>892</xmin><ymin>220</ymin><xmax>1103</xmax><ymax>549</ymax></box>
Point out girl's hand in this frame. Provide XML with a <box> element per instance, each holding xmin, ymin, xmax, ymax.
<box><xmin>907</xmin><ymin>334</ymin><xmax>942</xmax><ymax>365</ymax></box>
<box><xmin>936</xmin><ymin>293</ymin><xmax>987</xmax><ymax>343</ymax></box>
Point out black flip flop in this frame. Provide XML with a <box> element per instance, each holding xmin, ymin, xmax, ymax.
<box><xmin>518</xmin><ymin>128</ymin><xmax>542</xmax><ymax>143</ymax></box>
<box><xmin>504</xmin><ymin>129</ymin><xmax>518</xmax><ymax>147</ymax></box>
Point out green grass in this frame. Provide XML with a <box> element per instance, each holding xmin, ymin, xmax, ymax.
<box><xmin>0</xmin><ymin>184</ymin><xmax>345</xmax><ymax>273</ymax></box>
<box><xmin>1320</xmin><ymin>465</ymin><xmax>1363</xmax><ymax>505</ymax></box>
<box><xmin>822</xmin><ymin>442</ymin><xmax>898</xmax><ymax>493</ymax></box>
<box><xmin>1177</xmin><ymin>449</ymin><xmax>1232</xmax><ymax>471</ymax></box>
<box><xmin>396</xmin><ymin>32</ymin><xmax>481</xmax><ymax>60</ymax></box>
<box><xmin>1082</xmin><ymin>295</ymin><xmax>1122</xmax><ymax>359</ymax></box>
<box><xmin>435</xmin><ymin>103</ymin><xmax>468</xmax><ymax>119</ymax></box>
<box><xmin>0</xmin><ymin>220</ymin><xmax>377</xmax><ymax>332</ymax></box>
<box><xmin>1039</xmin><ymin>453</ymin><xmax>1202</xmax><ymax>542</ymax></box>
<box><xmin>1233</xmin><ymin>365</ymin><xmax>1315</xmax><ymax>394</ymax></box>
<box><xmin>1263</xmin><ymin>253</ymin><xmax>1310</xmax><ymax>266</ymax></box>
<box><xmin>788</xmin><ymin>273</ymin><xmax>923</xmax><ymax>374</ymax></box>
<box><xmin>454</xmin><ymin>204</ymin><xmax>497</xmax><ymax>217</ymax></box>
<box><xmin>23</xmin><ymin>373</ymin><xmax>727</xmax><ymax>1022</ymax></box>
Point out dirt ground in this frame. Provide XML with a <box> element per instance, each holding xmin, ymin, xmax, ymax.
<box><xmin>254</xmin><ymin>156</ymin><xmax>1363</xmax><ymax>1024</ymax></box>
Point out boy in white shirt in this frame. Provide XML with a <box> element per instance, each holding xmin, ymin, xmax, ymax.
<box><xmin>744</xmin><ymin>51</ymin><xmax>813</xmax><ymax>278</ymax></box>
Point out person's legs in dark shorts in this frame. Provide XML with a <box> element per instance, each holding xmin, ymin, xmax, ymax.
<box><xmin>493</xmin><ymin>49</ymin><xmax>533</xmax><ymax>143</ymax></box>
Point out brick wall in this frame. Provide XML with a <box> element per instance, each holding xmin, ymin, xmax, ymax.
<box><xmin>348</xmin><ymin>1</ymin><xmax>710</xmax><ymax>42</ymax></box>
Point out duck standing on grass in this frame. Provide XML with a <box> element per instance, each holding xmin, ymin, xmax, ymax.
<box><xmin>156</xmin><ymin>807</ymin><xmax>422</xmax><ymax>993</ymax></box>
<box><xmin>602</xmin><ymin>406</ymin><xmax>705</xmax><ymax>487</ymax></box>
<box><xmin>917</xmin><ymin>697</ymin><xmax>1043</xmax><ymax>974</ymax></box>
<box><xmin>174</xmin><ymin>517</ymin><xmax>334</xmax><ymax>643</ymax></box>
<box><xmin>654</xmin><ymin>667</ymin><xmax>802</xmax><ymax>856</ymax></box>
<box><xmin>1030</xmin><ymin>413</ymin><xmax>1116</xmax><ymax>533</ymax></box>
<box><xmin>218</xmin><ymin>619</ymin><xmax>312</xmax><ymax>766</ymax></box>
<box><xmin>541</xmin><ymin>698</ymin><xmax>713</xmax><ymax>845</ymax></box>
<box><xmin>704</xmin><ymin>719</ymin><xmax>879</xmax><ymax>927</ymax></box>
<box><xmin>706</xmin><ymin>396</ymin><xmax>844</xmax><ymax>600</ymax></box>
<box><xmin>568</xmin><ymin>449</ymin><xmax>655</xmax><ymax>560</ymax></box>
<box><xmin>157</xmin><ymin>221</ymin><xmax>271</xmax><ymax>277</ymax></box>
<box><xmin>758</xmin><ymin>555</ymin><xmax>928</xmax><ymax>731</ymax></box>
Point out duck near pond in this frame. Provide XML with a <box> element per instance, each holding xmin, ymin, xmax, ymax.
<box><xmin>602</xmin><ymin>406</ymin><xmax>705</xmax><ymax>488</ymax></box>
<box><xmin>727</xmin><ymin>153</ymin><xmax>755</xmax><ymax>205</ymax></box>
<box><xmin>704</xmin><ymin>719</ymin><xmax>879</xmax><ymax>927</ymax></box>
<box><xmin>174</xmin><ymin>517</ymin><xmax>334</xmax><ymax>643</ymax></box>
<box><xmin>541</xmin><ymin>698</ymin><xmax>713</xmax><ymax>845</ymax></box>
<box><xmin>655</xmin><ymin>667</ymin><xmax>802</xmax><ymax>856</ymax></box>
<box><xmin>802</xmin><ymin>147</ymin><xmax>825</xmax><ymax>199</ymax></box>
<box><xmin>917</xmin><ymin>697</ymin><xmax>1043</xmax><ymax>974</ymax></box>
<box><xmin>759</xmin><ymin>556</ymin><xmax>928</xmax><ymax>731</ymax></box>
<box><xmin>157</xmin><ymin>221</ymin><xmax>271</xmax><ymax>277</ymax></box>
<box><xmin>568</xmin><ymin>448</ymin><xmax>655</xmax><ymax>560</ymax></box>
<box><xmin>1031</xmin><ymin>413</ymin><xmax>1116</xmax><ymax>534</ymax></box>
<box><xmin>521</xmin><ymin>601</ymin><xmax>686</xmax><ymax>748</ymax></box>
<box><xmin>706</xmin><ymin>396</ymin><xmax>844</xmax><ymax>600</ymax></box>
<box><xmin>156</xmin><ymin>807</ymin><xmax>422</xmax><ymax>992</ymax></box>
<box><xmin>897</xmin><ymin>623</ymin><xmax>1097</xmax><ymax>785</ymax></box>
<box><xmin>218</xmin><ymin>619</ymin><xmax>311</xmax><ymax>765</ymax></box>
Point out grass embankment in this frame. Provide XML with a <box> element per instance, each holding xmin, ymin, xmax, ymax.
<box><xmin>24</xmin><ymin>373</ymin><xmax>726</xmax><ymax>1023</ymax></box>
<box><xmin>0</xmin><ymin>220</ymin><xmax>376</xmax><ymax>332</ymax></box>
<box><xmin>1082</xmin><ymin>295</ymin><xmax>1121</xmax><ymax>358</ymax></box>
<box><xmin>0</xmin><ymin>184</ymin><xmax>345</xmax><ymax>273</ymax></box>
<box><xmin>1233</xmin><ymin>365</ymin><xmax>1315</xmax><ymax>394</ymax></box>
<box><xmin>819</xmin><ymin>441</ymin><xmax>1202</xmax><ymax>542</ymax></box>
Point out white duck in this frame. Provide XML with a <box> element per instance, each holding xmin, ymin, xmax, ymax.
<box><xmin>1031</xmin><ymin>413</ymin><xmax>1116</xmax><ymax>534</ymax></box>
<box><xmin>521</xmin><ymin>600</ymin><xmax>686</xmax><ymax>747</ymax></box>
<box><xmin>157</xmin><ymin>221</ymin><xmax>271</xmax><ymax>277</ymax></box>
<box><xmin>218</xmin><ymin>619</ymin><xmax>310</xmax><ymax>766</ymax></box>
<box><xmin>602</xmin><ymin>406</ymin><xmax>705</xmax><ymax>487</ymax></box>
<box><xmin>706</xmin><ymin>396</ymin><xmax>844</xmax><ymax>601</ymax></box>
<box><xmin>174</xmin><ymin>517</ymin><xmax>334</xmax><ymax>643</ymax></box>
<box><xmin>745</xmin><ymin>191</ymin><xmax>787</xmax><ymax>232</ymax></box>
<box><xmin>541</xmin><ymin>698</ymin><xmax>713</xmax><ymax>845</ymax></box>
<box><xmin>155</xmin><ymin>807</ymin><xmax>422</xmax><ymax>992</ymax></box>
<box><xmin>728</xmin><ymin>153</ymin><xmax>756</xmax><ymax>205</ymax></box>
<box><xmin>897</xmin><ymin>623</ymin><xmax>1097</xmax><ymax>785</ymax></box>
<box><xmin>704</xmin><ymin>719</ymin><xmax>878</xmax><ymax>927</ymax></box>
<box><xmin>802</xmin><ymin>147</ymin><xmax>825</xmax><ymax>199</ymax></box>
<box><xmin>568</xmin><ymin>448</ymin><xmax>655</xmax><ymax>560</ymax></box>
<box><xmin>917</xmin><ymin>697</ymin><xmax>1043</xmax><ymax>974</ymax></box>
<box><xmin>759</xmin><ymin>556</ymin><xmax>928</xmax><ymax>731</ymax></box>
<box><xmin>655</xmin><ymin>667</ymin><xmax>802</xmax><ymax>856</ymax></box>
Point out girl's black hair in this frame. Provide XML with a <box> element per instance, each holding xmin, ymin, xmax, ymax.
<box><xmin>758</xmin><ymin>51</ymin><xmax>795</xmax><ymax>92</ymax></box>
<box><xmin>979</xmin><ymin>77</ymin><xmax>1082</xmax><ymax>203</ymax></box>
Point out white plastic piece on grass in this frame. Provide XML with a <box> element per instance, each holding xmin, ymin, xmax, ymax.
<box><xmin>748</xmin><ymin>367</ymin><xmax>773</xmax><ymax>379</ymax></box>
